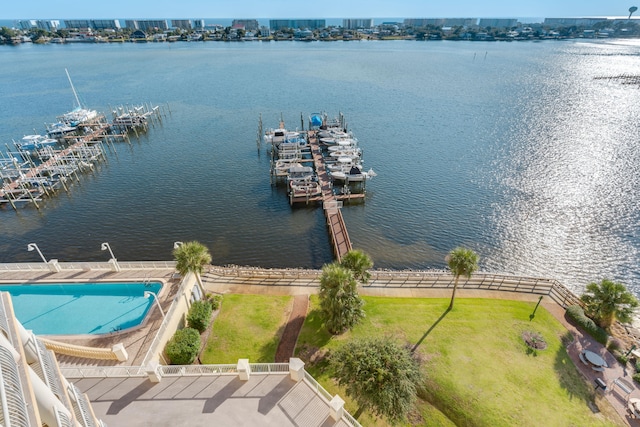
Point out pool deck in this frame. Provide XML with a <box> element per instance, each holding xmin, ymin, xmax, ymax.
<box><xmin>0</xmin><ymin>267</ymin><xmax>179</xmax><ymax>366</ymax></box>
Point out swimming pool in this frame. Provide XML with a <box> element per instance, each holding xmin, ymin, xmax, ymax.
<box><xmin>0</xmin><ymin>282</ymin><xmax>163</xmax><ymax>335</ymax></box>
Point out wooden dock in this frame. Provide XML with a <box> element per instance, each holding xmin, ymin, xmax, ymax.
<box><xmin>308</xmin><ymin>130</ymin><xmax>353</xmax><ymax>261</ymax></box>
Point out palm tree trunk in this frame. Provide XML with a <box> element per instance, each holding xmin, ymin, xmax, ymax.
<box><xmin>354</xmin><ymin>405</ymin><xmax>365</xmax><ymax>419</ymax></box>
<box><xmin>448</xmin><ymin>276</ymin><xmax>460</xmax><ymax>310</ymax></box>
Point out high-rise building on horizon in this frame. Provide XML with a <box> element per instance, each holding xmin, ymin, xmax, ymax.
<box><xmin>343</xmin><ymin>19</ymin><xmax>373</xmax><ymax>29</ymax></box>
<box><xmin>269</xmin><ymin>19</ymin><xmax>326</xmax><ymax>31</ymax></box>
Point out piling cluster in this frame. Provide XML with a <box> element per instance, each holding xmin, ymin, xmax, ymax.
<box><xmin>0</xmin><ymin>104</ymin><xmax>167</xmax><ymax>210</ymax></box>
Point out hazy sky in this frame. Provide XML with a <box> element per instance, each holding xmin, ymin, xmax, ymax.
<box><xmin>4</xmin><ymin>0</ymin><xmax>638</xmax><ymax>19</ymax></box>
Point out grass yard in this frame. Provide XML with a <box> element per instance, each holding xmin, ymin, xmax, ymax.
<box><xmin>295</xmin><ymin>296</ymin><xmax>622</xmax><ymax>427</ymax></box>
<box><xmin>200</xmin><ymin>294</ymin><xmax>292</xmax><ymax>364</ymax></box>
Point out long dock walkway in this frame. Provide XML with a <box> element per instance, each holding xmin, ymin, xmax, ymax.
<box><xmin>308</xmin><ymin>130</ymin><xmax>353</xmax><ymax>260</ymax></box>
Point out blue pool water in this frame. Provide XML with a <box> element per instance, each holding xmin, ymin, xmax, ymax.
<box><xmin>0</xmin><ymin>282</ymin><xmax>163</xmax><ymax>335</ymax></box>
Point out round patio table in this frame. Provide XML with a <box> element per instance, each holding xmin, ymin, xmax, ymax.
<box><xmin>584</xmin><ymin>350</ymin><xmax>607</xmax><ymax>367</ymax></box>
<box><xmin>628</xmin><ymin>398</ymin><xmax>640</xmax><ymax>418</ymax></box>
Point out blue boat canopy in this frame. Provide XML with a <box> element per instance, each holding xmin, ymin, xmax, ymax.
<box><xmin>310</xmin><ymin>114</ymin><xmax>323</xmax><ymax>127</ymax></box>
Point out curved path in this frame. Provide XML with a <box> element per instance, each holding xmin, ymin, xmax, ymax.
<box><xmin>275</xmin><ymin>295</ymin><xmax>309</xmax><ymax>363</ymax></box>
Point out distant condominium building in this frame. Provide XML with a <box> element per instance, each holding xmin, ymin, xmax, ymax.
<box><xmin>18</xmin><ymin>19</ymin><xmax>60</xmax><ymax>31</ymax></box>
<box><xmin>342</xmin><ymin>19</ymin><xmax>373</xmax><ymax>29</ymax></box>
<box><xmin>172</xmin><ymin>20</ymin><xmax>192</xmax><ymax>30</ymax></box>
<box><xmin>270</xmin><ymin>19</ymin><xmax>326</xmax><ymax>30</ymax></box>
<box><xmin>404</xmin><ymin>18</ymin><xmax>478</xmax><ymax>27</ymax></box>
<box><xmin>544</xmin><ymin>17</ymin><xmax>609</xmax><ymax>27</ymax></box>
<box><xmin>193</xmin><ymin>19</ymin><xmax>205</xmax><ymax>30</ymax></box>
<box><xmin>126</xmin><ymin>20</ymin><xmax>169</xmax><ymax>31</ymax></box>
<box><xmin>64</xmin><ymin>19</ymin><xmax>120</xmax><ymax>30</ymax></box>
<box><xmin>478</xmin><ymin>18</ymin><xmax>518</xmax><ymax>28</ymax></box>
<box><xmin>233</xmin><ymin>19</ymin><xmax>259</xmax><ymax>31</ymax></box>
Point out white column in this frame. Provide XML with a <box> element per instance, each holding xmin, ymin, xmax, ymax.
<box><xmin>146</xmin><ymin>361</ymin><xmax>162</xmax><ymax>383</ymax></box>
<box><xmin>237</xmin><ymin>359</ymin><xmax>251</xmax><ymax>381</ymax></box>
<box><xmin>329</xmin><ymin>395</ymin><xmax>345</xmax><ymax>421</ymax></box>
<box><xmin>47</xmin><ymin>259</ymin><xmax>62</xmax><ymax>273</ymax></box>
<box><xmin>289</xmin><ymin>358</ymin><xmax>305</xmax><ymax>382</ymax></box>
<box><xmin>111</xmin><ymin>343</ymin><xmax>128</xmax><ymax>362</ymax></box>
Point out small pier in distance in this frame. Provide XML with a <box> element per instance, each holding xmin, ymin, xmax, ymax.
<box><xmin>261</xmin><ymin>113</ymin><xmax>373</xmax><ymax>261</ymax></box>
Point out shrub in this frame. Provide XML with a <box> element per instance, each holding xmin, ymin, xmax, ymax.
<box><xmin>210</xmin><ymin>295</ymin><xmax>222</xmax><ymax>311</ymax></box>
<box><xmin>607</xmin><ymin>337</ymin><xmax>623</xmax><ymax>353</ymax></box>
<box><xmin>187</xmin><ymin>300</ymin><xmax>213</xmax><ymax>333</ymax></box>
<box><xmin>204</xmin><ymin>293</ymin><xmax>222</xmax><ymax>310</ymax></box>
<box><xmin>633</xmin><ymin>372</ymin><xmax>640</xmax><ymax>386</ymax></box>
<box><xmin>565</xmin><ymin>305</ymin><xmax>608</xmax><ymax>345</ymax></box>
<box><xmin>165</xmin><ymin>328</ymin><xmax>201</xmax><ymax>365</ymax></box>
<box><xmin>616</xmin><ymin>353</ymin><xmax>629</xmax><ymax>366</ymax></box>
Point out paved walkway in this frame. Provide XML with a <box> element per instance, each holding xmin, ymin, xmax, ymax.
<box><xmin>275</xmin><ymin>295</ymin><xmax>309</xmax><ymax>363</ymax></box>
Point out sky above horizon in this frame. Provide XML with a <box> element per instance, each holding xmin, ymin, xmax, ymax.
<box><xmin>4</xmin><ymin>0</ymin><xmax>639</xmax><ymax>20</ymax></box>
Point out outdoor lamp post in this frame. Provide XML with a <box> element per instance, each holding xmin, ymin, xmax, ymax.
<box><xmin>144</xmin><ymin>290</ymin><xmax>166</xmax><ymax>320</ymax></box>
<box><xmin>27</xmin><ymin>243</ymin><xmax>47</xmax><ymax>264</ymax></box>
<box><xmin>101</xmin><ymin>242</ymin><xmax>121</xmax><ymax>272</ymax></box>
<box><xmin>173</xmin><ymin>241</ymin><xmax>184</xmax><ymax>249</ymax></box>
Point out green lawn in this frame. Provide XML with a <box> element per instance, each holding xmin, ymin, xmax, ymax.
<box><xmin>200</xmin><ymin>294</ymin><xmax>292</xmax><ymax>364</ymax></box>
<box><xmin>295</xmin><ymin>296</ymin><xmax>622</xmax><ymax>427</ymax></box>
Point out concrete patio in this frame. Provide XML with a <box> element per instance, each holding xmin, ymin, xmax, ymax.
<box><xmin>74</xmin><ymin>373</ymin><xmax>351</xmax><ymax>427</ymax></box>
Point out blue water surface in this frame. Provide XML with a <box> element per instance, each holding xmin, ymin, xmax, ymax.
<box><xmin>1</xmin><ymin>39</ymin><xmax>640</xmax><ymax>298</ymax></box>
<box><xmin>0</xmin><ymin>282</ymin><xmax>162</xmax><ymax>335</ymax></box>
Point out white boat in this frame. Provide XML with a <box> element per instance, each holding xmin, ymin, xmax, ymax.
<box><xmin>58</xmin><ymin>69</ymin><xmax>98</xmax><ymax>127</ymax></box>
<box><xmin>287</xmin><ymin>165</ymin><xmax>316</xmax><ymax>183</ymax></box>
<box><xmin>273</xmin><ymin>160</ymin><xmax>302</xmax><ymax>177</ymax></box>
<box><xmin>289</xmin><ymin>178</ymin><xmax>322</xmax><ymax>198</ymax></box>
<box><xmin>264</xmin><ymin>128</ymin><xmax>301</xmax><ymax>148</ymax></box>
<box><xmin>47</xmin><ymin>122</ymin><xmax>77</xmax><ymax>138</ymax></box>
<box><xmin>328</xmin><ymin>148</ymin><xmax>362</xmax><ymax>159</ymax></box>
<box><xmin>16</xmin><ymin>135</ymin><xmax>58</xmax><ymax>151</ymax></box>
<box><xmin>331</xmin><ymin>165</ymin><xmax>376</xmax><ymax>182</ymax></box>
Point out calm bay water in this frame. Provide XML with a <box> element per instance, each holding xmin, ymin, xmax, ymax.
<box><xmin>1</xmin><ymin>39</ymin><xmax>640</xmax><ymax>297</ymax></box>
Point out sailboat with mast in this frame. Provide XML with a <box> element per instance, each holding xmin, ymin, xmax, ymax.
<box><xmin>54</xmin><ymin>69</ymin><xmax>98</xmax><ymax>129</ymax></box>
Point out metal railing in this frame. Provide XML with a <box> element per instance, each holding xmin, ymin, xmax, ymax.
<box><xmin>60</xmin><ymin>366</ymin><xmax>146</xmax><ymax>379</ymax></box>
<box><xmin>206</xmin><ymin>266</ymin><xmax>584</xmax><ymax>309</ymax></box>
<box><xmin>160</xmin><ymin>364</ymin><xmax>237</xmax><ymax>376</ymax></box>
<box><xmin>0</xmin><ymin>261</ymin><xmax>175</xmax><ymax>272</ymax></box>
<box><xmin>303</xmin><ymin>370</ymin><xmax>333</xmax><ymax>402</ymax></box>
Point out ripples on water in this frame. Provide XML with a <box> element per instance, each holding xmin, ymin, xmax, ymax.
<box><xmin>0</xmin><ymin>40</ymin><xmax>639</xmax><ymax>297</ymax></box>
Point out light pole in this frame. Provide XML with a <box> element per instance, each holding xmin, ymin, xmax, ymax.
<box><xmin>27</xmin><ymin>243</ymin><xmax>47</xmax><ymax>263</ymax></box>
<box><xmin>101</xmin><ymin>242</ymin><xmax>120</xmax><ymax>272</ymax></box>
<box><xmin>173</xmin><ymin>241</ymin><xmax>184</xmax><ymax>249</ymax></box>
<box><xmin>144</xmin><ymin>291</ymin><xmax>166</xmax><ymax>320</ymax></box>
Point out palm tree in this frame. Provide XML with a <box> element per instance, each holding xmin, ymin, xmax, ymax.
<box><xmin>340</xmin><ymin>249</ymin><xmax>373</xmax><ymax>284</ymax></box>
<box><xmin>173</xmin><ymin>241</ymin><xmax>212</xmax><ymax>297</ymax></box>
<box><xmin>319</xmin><ymin>262</ymin><xmax>365</xmax><ymax>334</ymax></box>
<box><xmin>446</xmin><ymin>247</ymin><xmax>479</xmax><ymax>310</ymax></box>
<box><xmin>581</xmin><ymin>279</ymin><xmax>639</xmax><ymax>329</ymax></box>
